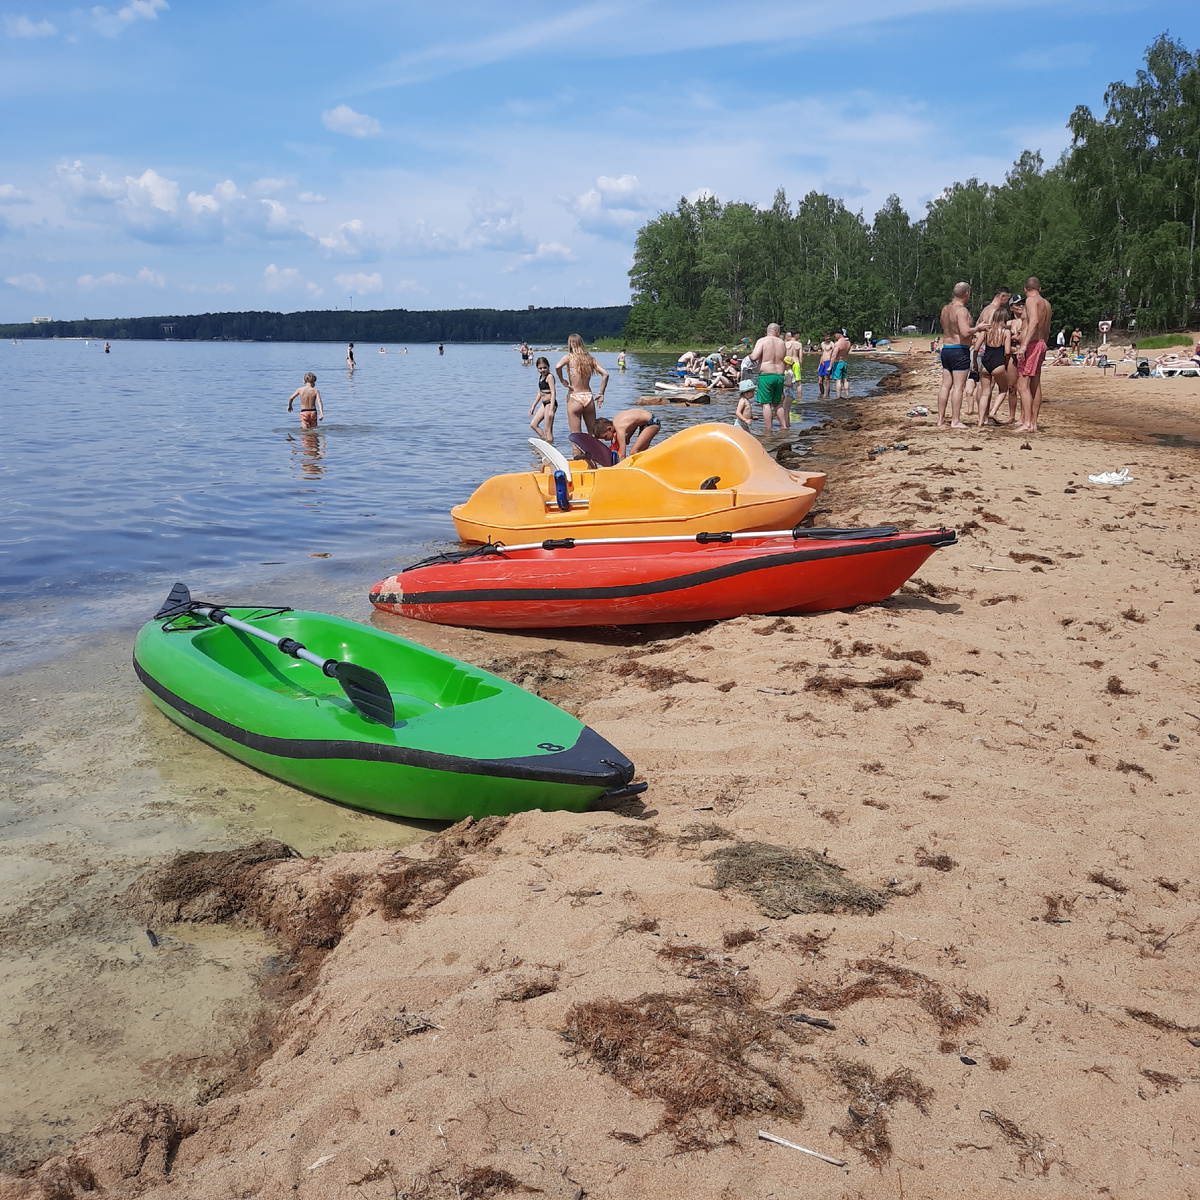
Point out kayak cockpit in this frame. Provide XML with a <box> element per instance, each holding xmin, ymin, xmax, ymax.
<box><xmin>187</xmin><ymin>614</ymin><xmax>502</xmax><ymax>721</ymax></box>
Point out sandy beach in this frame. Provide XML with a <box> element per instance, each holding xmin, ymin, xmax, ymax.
<box><xmin>5</xmin><ymin>353</ymin><xmax>1200</xmax><ymax>1199</ymax></box>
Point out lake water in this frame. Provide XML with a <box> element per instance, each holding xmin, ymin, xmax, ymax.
<box><xmin>1</xmin><ymin>339</ymin><xmax>893</xmax><ymax>669</ymax></box>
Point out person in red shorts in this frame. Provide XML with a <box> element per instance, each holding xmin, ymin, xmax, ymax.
<box><xmin>287</xmin><ymin>372</ymin><xmax>324</xmax><ymax>428</ymax></box>
<box><xmin>1015</xmin><ymin>277</ymin><xmax>1051</xmax><ymax>433</ymax></box>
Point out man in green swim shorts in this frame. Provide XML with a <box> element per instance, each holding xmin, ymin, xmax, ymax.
<box><xmin>749</xmin><ymin>321</ymin><xmax>788</xmax><ymax>434</ymax></box>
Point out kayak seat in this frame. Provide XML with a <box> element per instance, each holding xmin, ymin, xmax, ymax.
<box><xmin>436</xmin><ymin>666</ymin><xmax>502</xmax><ymax>708</ymax></box>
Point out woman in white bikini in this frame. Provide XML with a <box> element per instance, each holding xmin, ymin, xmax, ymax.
<box><xmin>554</xmin><ymin>333</ymin><xmax>608</xmax><ymax>435</ymax></box>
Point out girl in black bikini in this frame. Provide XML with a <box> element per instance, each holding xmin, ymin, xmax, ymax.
<box><xmin>977</xmin><ymin>306</ymin><xmax>1012</xmax><ymax>427</ymax></box>
<box><xmin>529</xmin><ymin>356</ymin><xmax>558</xmax><ymax>442</ymax></box>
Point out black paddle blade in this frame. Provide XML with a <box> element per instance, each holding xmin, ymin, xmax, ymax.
<box><xmin>334</xmin><ymin>661</ymin><xmax>395</xmax><ymax>726</ymax></box>
<box><xmin>155</xmin><ymin>581</ymin><xmax>193</xmax><ymax>619</ymax></box>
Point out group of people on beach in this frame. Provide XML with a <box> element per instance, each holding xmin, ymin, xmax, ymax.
<box><xmin>936</xmin><ymin>277</ymin><xmax>1052</xmax><ymax>433</ymax></box>
<box><xmin>528</xmin><ymin>334</ymin><xmax>660</xmax><ymax>460</ymax></box>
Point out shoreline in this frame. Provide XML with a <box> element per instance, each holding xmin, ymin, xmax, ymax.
<box><xmin>4</xmin><ymin>357</ymin><xmax>1200</xmax><ymax>1198</ymax></box>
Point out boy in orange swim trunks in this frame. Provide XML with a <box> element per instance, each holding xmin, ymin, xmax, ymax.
<box><xmin>287</xmin><ymin>372</ymin><xmax>323</xmax><ymax>428</ymax></box>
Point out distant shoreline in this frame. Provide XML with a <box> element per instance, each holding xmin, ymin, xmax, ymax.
<box><xmin>0</xmin><ymin>303</ymin><xmax>631</xmax><ymax>344</ymax></box>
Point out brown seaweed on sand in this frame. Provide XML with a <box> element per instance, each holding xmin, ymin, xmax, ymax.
<box><xmin>789</xmin><ymin>959</ymin><xmax>988</xmax><ymax>1034</ymax></box>
<box><xmin>706</xmin><ymin>843</ymin><xmax>890</xmax><ymax>919</ymax></box>
<box><xmin>979</xmin><ymin>1109</ymin><xmax>1054</xmax><ymax>1176</ymax></box>
<box><xmin>827</xmin><ymin>1059</ymin><xmax>933</xmax><ymax>1165</ymax></box>
<box><xmin>804</xmin><ymin>664</ymin><xmax>923</xmax><ymax>699</ymax></box>
<box><xmin>562</xmin><ymin>980</ymin><xmax>806</xmax><ymax>1148</ymax></box>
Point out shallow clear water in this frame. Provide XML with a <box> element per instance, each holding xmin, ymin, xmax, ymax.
<box><xmin>1</xmin><ymin>339</ymin><xmax>891</xmax><ymax>667</ymax></box>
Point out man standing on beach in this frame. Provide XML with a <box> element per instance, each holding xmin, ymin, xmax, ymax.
<box><xmin>1070</xmin><ymin>327</ymin><xmax>1082</xmax><ymax>354</ymax></box>
<box><xmin>1015</xmin><ymin>277</ymin><xmax>1051</xmax><ymax>433</ymax></box>
<box><xmin>748</xmin><ymin>322</ymin><xmax>787</xmax><ymax>436</ymax></box>
<box><xmin>828</xmin><ymin>331</ymin><xmax>851</xmax><ymax>398</ymax></box>
<box><xmin>977</xmin><ymin>285</ymin><xmax>1012</xmax><ymax>329</ymax></box>
<box><xmin>936</xmin><ymin>283</ymin><xmax>980</xmax><ymax>428</ymax></box>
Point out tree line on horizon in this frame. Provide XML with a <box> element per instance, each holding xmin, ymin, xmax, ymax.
<box><xmin>0</xmin><ymin>305</ymin><xmax>630</xmax><ymax>344</ymax></box>
<box><xmin>624</xmin><ymin>33</ymin><xmax>1200</xmax><ymax>343</ymax></box>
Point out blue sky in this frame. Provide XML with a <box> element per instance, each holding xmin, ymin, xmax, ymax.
<box><xmin>1</xmin><ymin>0</ymin><xmax>1195</xmax><ymax>322</ymax></box>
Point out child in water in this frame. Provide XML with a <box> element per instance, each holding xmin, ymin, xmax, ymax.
<box><xmin>529</xmin><ymin>356</ymin><xmax>557</xmax><ymax>441</ymax></box>
<box><xmin>287</xmin><ymin>373</ymin><xmax>323</xmax><ymax>428</ymax></box>
<box><xmin>732</xmin><ymin>380</ymin><xmax>756</xmax><ymax>432</ymax></box>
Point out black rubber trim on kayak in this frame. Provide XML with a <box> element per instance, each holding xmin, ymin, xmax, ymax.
<box><xmin>133</xmin><ymin>656</ymin><xmax>633</xmax><ymax>789</ymax></box>
<box><xmin>394</xmin><ymin>530</ymin><xmax>958</xmax><ymax>607</ymax></box>
<box><xmin>792</xmin><ymin>525</ymin><xmax>900</xmax><ymax>540</ymax></box>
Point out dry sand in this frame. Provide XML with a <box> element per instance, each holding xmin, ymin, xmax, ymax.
<box><xmin>4</xmin><ymin>355</ymin><xmax>1200</xmax><ymax>1199</ymax></box>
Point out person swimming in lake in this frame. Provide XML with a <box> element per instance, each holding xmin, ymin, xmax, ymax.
<box><xmin>555</xmin><ymin>333</ymin><xmax>608</xmax><ymax>435</ymax></box>
<box><xmin>529</xmin><ymin>356</ymin><xmax>557</xmax><ymax>442</ymax></box>
<box><xmin>287</xmin><ymin>372</ymin><xmax>323</xmax><ymax>428</ymax></box>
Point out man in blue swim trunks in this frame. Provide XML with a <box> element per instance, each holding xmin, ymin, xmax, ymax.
<box><xmin>936</xmin><ymin>282</ymin><xmax>987</xmax><ymax>428</ymax></box>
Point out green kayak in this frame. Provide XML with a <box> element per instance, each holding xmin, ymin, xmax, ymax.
<box><xmin>133</xmin><ymin>596</ymin><xmax>637</xmax><ymax>821</ymax></box>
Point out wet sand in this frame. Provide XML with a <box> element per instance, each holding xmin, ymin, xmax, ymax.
<box><xmin>4</xmin><ymin>356</ymin><xmax>1200</xmax><ymax>1198</ymax></box>
<box><xmin>0</xmin><ymin>633</ymin><xmax>430</xmax><ymax>1172</ymax></box>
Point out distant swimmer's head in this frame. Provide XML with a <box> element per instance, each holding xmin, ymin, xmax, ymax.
<box><xmin>304</xmin><ymin>372</ymin><xmax>317</xmax><ymax>384</ymax></box>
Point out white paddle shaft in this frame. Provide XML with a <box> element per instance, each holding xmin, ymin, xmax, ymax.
<box><xmin>495</xmin><ymin>529</ymin><xmax>806</xmax><ymax>553</ymax></box>
<box><xmin>195</xmin><ymin>605</ymin><xmax>328</xmax><ymax>671</ymax></box>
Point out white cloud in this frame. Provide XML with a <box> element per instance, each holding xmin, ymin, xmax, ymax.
<box><xmin>316</xmin><ymin>218</ymin><xmax>380</xmax><ymax>260</ymax></box>
<box><xmin>137</xmin><ymin>266</ymin><xmax>164</xmax><ymax>286</ymax></box>
<box><xmin>251</xmin><ymin>177</ymin><xmax>288</xmax><ymax>195</ymax></box>
<box><xmin>78</xmin><ymin>271</ymin><xmax>130</xmax><ymax>288</ymax></box>
<box><xmin>298</xmin><ymin>191</ymin><xmax>326</xmax><ymax>203</ymax></box>
<box><xmin>263</xmin><ymin>264</ymin><xmax>323</xmax><ymax>298</ymax></box>
<box><xmin>6</xmin><ymin>272</ymin><xmax>45</xmax><ymax>291</ymax></box>
<box><xmin>0</xmin><ymin>183</ymin><xmax>28</xmax><ymax>202</ymax></box>
<box><xmin>92</xmin><ymin>0</ymin><xmax>167</xmax><ymax>38</ymax></box>
<box><xmin>460</xmin><ymin>192</ymin><xmax>533</xmax><ymax>252</ymax></box>
<box><xmin>395</xmin><ymin>278</ymin><xmax>425</xmax><ymax>292</ymax></box>
<box><xmin>334</xmin><ymin>271</ymin><xmax>382</xmax><ymax>294</ymax></box>
<box><xmin>213</xmin><ymin>179</ymin><xmax>242</xmax><ymax>203</ymax></box>
<box><xmin>261</xmin><ymin>198</ymin><xmax>305</xmax><ymax>237</ymax></box>
<box><xmin>564</xmin><ymin>173</ymin><xmax>651</xmax><ymax>239</ymax></box>
<box><xmin>124</xmin><ymin>167</ymin><xmax>178</xmax><ymax>214</ymax></box>
<box><xmin>187</xmin><ymin>191</ymin><xmax>219</xmax><ymax>213</ymax></box>
<box><xmin>321</xmin><ymin>105</ymin><xmax>382</xmax><ymax>138</ymax></box>
<box><xmin>5</xmin><ymin>14</ymin><xmax>56</xmax><ymax>37</ymax></box>
<box><xmin>504</xmin><ymin>241</ymin><xmax>578</xmax><ymax>272</ymax></box>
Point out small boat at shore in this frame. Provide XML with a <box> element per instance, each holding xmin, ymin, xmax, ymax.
<box><xmin>450</xmin><ymin>424</ymin><xmax>826</xmax><ymax>544</ymax></box>
<box><xmin>370</xmin><ymin>526</ymin><xmax>957</xmax><ymax>629</ymax></box>
<box><xmin>134</xmin><ymin>588</ymin><xmax>638</xmax><ymax>820</ymax></box>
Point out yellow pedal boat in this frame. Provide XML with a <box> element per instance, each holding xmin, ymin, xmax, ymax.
<box><xmin>450</xmin><ymin>423</ymin><xmax>827</xmax><ymax>544</ymax></box>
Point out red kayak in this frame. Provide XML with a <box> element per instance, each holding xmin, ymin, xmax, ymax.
<box><xmin>370</xmin><ymin>526</ymin><xmax>957</xmax><ymax>629</ymax></box>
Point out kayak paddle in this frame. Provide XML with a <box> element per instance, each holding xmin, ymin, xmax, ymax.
<box><xmin>154</xmin><ymin>582</ymin><xmax>395</xmax><ymax>726</ymax></box>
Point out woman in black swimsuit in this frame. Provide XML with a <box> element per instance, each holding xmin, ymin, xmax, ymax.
<box><xmin>528</xmin><ymin>356</ymin><xmax>558</xmax><ymax>442</ymax></box>
<box><xmin>976</xmin><ymin>306</ymin><xmax>1012</xmax><ymax>427</ymax></box>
